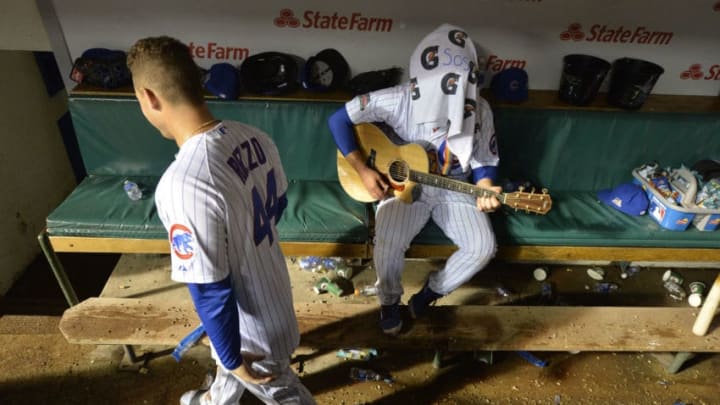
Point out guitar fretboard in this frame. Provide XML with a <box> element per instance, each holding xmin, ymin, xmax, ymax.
<box><xmin>409</xmin><ymin>170</ymin><xmax>506</xmax><ymax>203</ymax></box>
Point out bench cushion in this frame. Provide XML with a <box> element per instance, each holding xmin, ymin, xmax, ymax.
<box><xmin>47</xmin><ymin>175</ymin><xmax>369</xmax><ymax>243</ymax></box>
<box><xmin>413</xmin><ymin>190</ymin><xmax>719</xmax><ymax>248</ymax></box>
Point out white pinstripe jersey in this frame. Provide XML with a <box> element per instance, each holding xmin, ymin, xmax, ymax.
<box><xmin>345</xmin><ymin>84</ymin><xmax>498</xmax><ymax>179</ymax></box>
<box><xmin>155</xmin><ymin>121</ymin><xmax>299</xmax><ymax>360</ymax></box>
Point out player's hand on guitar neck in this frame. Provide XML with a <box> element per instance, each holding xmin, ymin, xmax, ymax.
<box><xmin>476</xmin><ymin>178</ymin><xmax>502</xmax><ymax>212</ymax></box>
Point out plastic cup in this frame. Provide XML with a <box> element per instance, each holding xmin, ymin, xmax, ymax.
<box><xmin>586</xmin><ymin>267</ymin><xmax>605</xmax><ymax>281</ymax></box>
<box><xmin>662</xmin><ymin>270</ymin><xmax>684</xmax><ymax>285</ymax></box>
<box><xmin>688</xmin><ymin>281</ymin><xmax>706</xmax><ymax>308</ymax></box>
<box><xmin>533</xmin><ymin>267</ymin><xmax>549</xmax><ymax>281</ymax></box>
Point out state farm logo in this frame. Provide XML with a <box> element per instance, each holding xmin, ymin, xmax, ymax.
<box><xmin>560</xmin><ymin>23</ymin><xmax>673</xmax><ymax>45</ymax></box>
<box><xmin>680</xmin><ymin>64</ymin><xmax>720</xmax><ymax>80</ymax></box>
<box><xmin>480</xmin><ymin>55</ymin><xmax>527</xmax><ymax>72</ymax></box>
<box><xmin>274</xmin><ymin>9</ymin><xmax>300</xmax><ymax>28</ymax></box>
<box><xmin>274</xmin><ymin>8</ymin><xmax>393</xmax><ymax>32</ymax></box>
<box><xmin>189</xmin><ymin>42</ymin><xmax>248</xmax><ymax>61</ymax></box>
<box><xmin>560</xmin><ymin>23</ymin><xmax>585</xmax><ymax>41</ymax></box>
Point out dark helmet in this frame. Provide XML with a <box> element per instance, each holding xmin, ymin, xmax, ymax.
<box><xmin>239</xmin><ymin>52</ymin><xmax>302</xmax><ymax>96</ymax></box>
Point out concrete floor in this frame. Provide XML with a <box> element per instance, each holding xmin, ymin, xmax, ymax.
<box><xmin>0</xmin><ymin>253</ymin><xmax>718</xmax><ymax>404</ymax></box>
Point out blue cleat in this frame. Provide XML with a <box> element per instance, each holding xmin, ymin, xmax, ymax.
<box><xmin>408</xmin><ymin>282</ymin><xmax>443</xmax><ymax>319</ymax></box>
<box><xmin>379</xmin><ymin>302</ymin><xmax>402</xmax><ymax>335</ymax></box>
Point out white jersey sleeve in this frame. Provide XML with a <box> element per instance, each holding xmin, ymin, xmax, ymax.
<box><xmin>468</xmin><ymin>96</ymin><xmax>499</xmax><ymax>169</ymax></box>
<box><xmin>156</xmin><ymin>136</ymin><xmax>230</xmax><ymax>284</ymax></box>
<box><xmin>345</xmin><ymin>84</ymin><xmax>410</xmax><ymax>136</ymax></box>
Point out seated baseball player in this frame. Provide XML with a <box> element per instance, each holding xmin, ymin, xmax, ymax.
<box><xmin>328</xmin><ymin>24</ymin><xmax>501</xmax><ymax>335</ymax></box>
<box><xmin>127</xmin><ymin>36</ymin><xmax>315</xmax><ymax>405</ymax></box>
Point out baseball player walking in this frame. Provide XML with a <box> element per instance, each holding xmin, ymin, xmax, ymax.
<box><xmin>328</xmin><ymin>24</ymin><xmax>501</xmax><ymax>335</ymax></box>
<box><xmin>128</xmin><ymin>36</ymin><xmax>315</xmax><ymax>405</ymax></box>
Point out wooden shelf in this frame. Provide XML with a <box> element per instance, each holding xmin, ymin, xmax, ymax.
<box><xmin>70</xmin><ymin>83</ymin><xmax>352</xmax><ymax>103</ymax></box>
<box><xmin>71</xmin><ymin>84</ymin><xmax>720</xmax><ymax>114</ymax></box>
<box><xmin>483</xmin><ymin>89</ymin><xmax>720</xmax><ymax>114</ymax></box>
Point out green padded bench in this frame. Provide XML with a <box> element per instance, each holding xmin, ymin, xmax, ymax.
<box><xmin>40</xmin><ymin>91</ymin><xmax>720</xmax><ymax>307</ymax></box>
<box><xmin>49</xmin><ymin>95</ymin><xmax>370</xmax><ymax>248</ymax></box>
<box><xmin>40</xmin><ymin>94</ymin><xmax>371</xmax><ymax>305</ymax></box>
<box><xmin>46</xmin><ymin>176</ymin><xmax>368</xmax><ymax>244</ymax></box>
<box><xmin>408</xmin><ymin>107</ymin><xmax>720</xmax><ymax>261</ymax></box>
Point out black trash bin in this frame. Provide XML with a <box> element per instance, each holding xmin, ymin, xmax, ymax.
<box><xmin>607</xmin><ymin>58</ymin><xmax>664</xmax><ymax>110</ymax></box>
<box><xmin>558</xmin><ymin>54</ymin><xmax>611</xmax><ymax>106</ymax></box>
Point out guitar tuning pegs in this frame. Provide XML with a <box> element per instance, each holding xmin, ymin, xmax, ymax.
<box><xmin>542</xmin><ymin>188</ymin><xmax>549</xmax><ymax>194</ymax></box>
<box><xmin>518</xmin><ymin>186</ymin><xmax>525</xmax><ymax>192</ymax></box>
<box><xmin>531</xmin><ymin>187</ymin><xmax>536</xmax><ymax>194</ymax></box>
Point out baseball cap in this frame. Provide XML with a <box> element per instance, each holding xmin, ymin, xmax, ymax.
<box><xmin>597</xmin><ymin>183</ymin><xmax>649</xmax><ymax>216</ymax></box>
<box><xmin>239</xmin><ymin>52</ymin><xmax>301</xmax><ymax>96</ymax></box>
<box><xmin>204</xmin><ymin>63</ymin><xmax>239</xmax><ymax>100</ymax></box>
<box><xmin>491</xmin><ymin>67</ymin><xmax>529</xmax><ymax>102</ymax></box>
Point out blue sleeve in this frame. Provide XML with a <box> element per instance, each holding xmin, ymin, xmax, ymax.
<box><xmin>187</xmin><ymin>277</ymin><xmax>242</xmax><ymax>370</ymax></box>
<box><xmin>472</xmin><ymin>166</ymin><xmax>499</xmax><ymax>184</ymax></box>
<box><xmin>328</xmin><ymin>107</ymin><xmax>358</xmax><ymax>156</ymax></box>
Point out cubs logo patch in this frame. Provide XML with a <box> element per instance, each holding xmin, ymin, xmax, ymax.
<box><xmin>170</xmin><ymin>224</ymin><xmax>195</xmax><ymax>261</ymax></box>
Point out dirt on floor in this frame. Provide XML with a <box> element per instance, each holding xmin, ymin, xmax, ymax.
<box><xmin>0</xmin><ymin>253</ymin><xmax>718</xmax><ymax>404</ymax></box>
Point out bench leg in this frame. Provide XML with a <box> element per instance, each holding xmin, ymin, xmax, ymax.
<box><xmin>117</xmin><ymin>345</ymin><xmax>153</xmax><ymax>372</ymax></box>
<box><xmin>651</xmin><ymin>352</ymin><xmax>696</xmax><ymax>374</ymax></box>
<box><xmin>433</xmin><ymin>350</ymin><xmax>495</xmax><ymax>369</ymax></box>
<box><xmin>666</xmin><ymin>352</ymin><xmax>693</xmax><ymax>374</ymax></box>
<box><xmin>37</xmin><ymin>231</ymin><xmax>79</xmax><ymax>306</ymax></box>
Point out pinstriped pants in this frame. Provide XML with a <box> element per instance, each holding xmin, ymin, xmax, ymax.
<box><xmin>205</xmin><ymin>358</ymin><xmax>315</xmax><ymax>405</ymax></box>
<box><xmin>373</xmin><ymin>185</ymin><xmax>497</xmax><ymax>306</ymax></box>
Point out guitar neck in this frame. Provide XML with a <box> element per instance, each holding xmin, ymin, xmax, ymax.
<box><xmin>409</xmin><ymin>170</ymin><xmax>506</xmax><ymax>203</ymax></box>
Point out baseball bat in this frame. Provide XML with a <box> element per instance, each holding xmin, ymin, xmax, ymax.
<box><xmin>692</xmin><ymin>273</ymin><xmax>720</xmax><ymax>336</ymax></box>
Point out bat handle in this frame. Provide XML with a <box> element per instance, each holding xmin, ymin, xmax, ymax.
<box><xmin>692</xmin><ymin>273</ymin><xmax>720</xmax><ymax>336</ymax></box>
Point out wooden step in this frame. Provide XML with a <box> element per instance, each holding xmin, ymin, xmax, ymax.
<box><xmin>59</xmin><ymin>297</ymin><xmax>720</xmax><ymax>352</ymax></box>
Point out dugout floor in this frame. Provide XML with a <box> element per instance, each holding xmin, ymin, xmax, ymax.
<box><xmin>0</xmin><ymin>253</ymin><xmax>718</xmax><ymax>404</ymax></box>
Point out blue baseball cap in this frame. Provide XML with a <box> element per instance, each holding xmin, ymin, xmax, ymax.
<box><xmin>204</xmin><ymin>63</ymin><xmax>239</xmax><ymax>100</ymax></box>
<box><xmin>597</xmin><ymin>183</ymin><xmax>649</xmax><ymax>216</ymax></box>
<box><xmin>491</xmin><ymin>67</ymin><xmax>529</xmax><ymax>102</ymax></box>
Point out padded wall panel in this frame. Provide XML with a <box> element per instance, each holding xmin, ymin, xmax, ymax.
<box><xmin>69</xmin><ymin>97</ymin><xmax>344</xmax><ymax>181</ymax></box>
<box><xmin>494</xmin><ymin>109</ymin><xmax>720</xmax><ymax>191</ymax></box>
<box><xmin>69</xmin><ymin>97</ymin><xmax>177</xmax><ymax>176</ymax></box>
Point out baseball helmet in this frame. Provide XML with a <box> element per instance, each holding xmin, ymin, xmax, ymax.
<box><xmin>240</xmin><ymin>52</ymin><xmax>301</xmax><ymax>96</ymax></box>
<box><xmin>300</xmin><ymin>48</ymin><xmax>350</xmax><ymax>91</ymax></box>
<box><xmin>70</xmin><ymin>48</ymin><xmax>132</xmax><ymax>89</ymax></box>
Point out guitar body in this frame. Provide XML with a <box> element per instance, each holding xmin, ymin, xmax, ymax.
<box><xmin>337</xmin><ymin>123</ymin><xmax>553</xmax><ymax>215</ymax></box>
<box><xmin>337</xmin><ymin>123</ymin><xmax>429</xmax><ymax>203</ymax></box>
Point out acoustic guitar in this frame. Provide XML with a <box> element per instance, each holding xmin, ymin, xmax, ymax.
<box><xmin>337</xmin><ymin>123</ymin><xmax>552</xmax><ymax>215</ymax></box>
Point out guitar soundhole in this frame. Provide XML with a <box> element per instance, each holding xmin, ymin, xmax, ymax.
<box><xmin>388</xmin><ymin>160</ymin><xmax>409</xmax><ymax>182</ymax></box>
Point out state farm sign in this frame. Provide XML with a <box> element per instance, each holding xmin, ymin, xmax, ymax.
<box><xmin>274</xmin><ymin>8</ymin><xmax>393</xmax><ymax>32</ymax></box>
<box><xmin>680</xmin><ymin>64</ymin><xmax>720</xmax><ymax>80</ymax></box>
<box><xmin>560</xmin><ymin>23</ymin><xmax>673</xmax><ymax>45</ymax></box>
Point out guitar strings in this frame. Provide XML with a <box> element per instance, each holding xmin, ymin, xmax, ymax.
<box><xmin>387</xmin><ymin>163</ymin><xmax>550</xmax><ymax>212</ymax></box>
